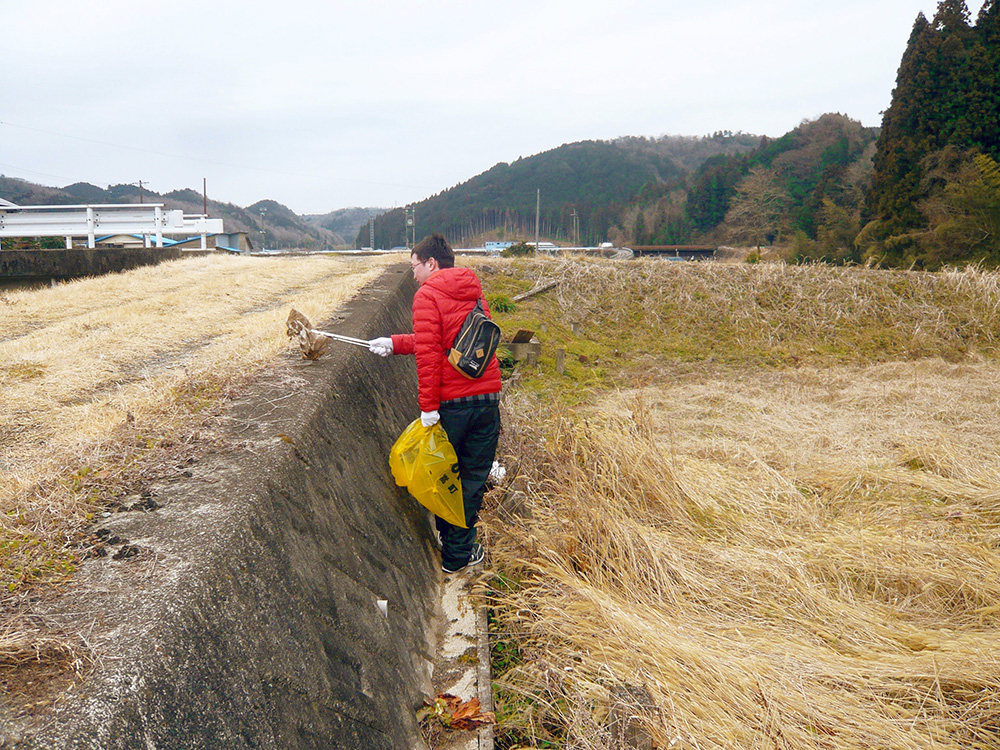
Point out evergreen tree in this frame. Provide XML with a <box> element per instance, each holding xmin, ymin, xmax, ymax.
<box><xmin>968</xmin><ymin>0</ymin><xmax>1000</xmax><ymax>157</ymax></box>
<box><xmin>929</xmin><ymin>0</ymin><xmax>974</xmax><ymax>147</ymax></box>
<box><xmin>932</xmin><ymin>0</ymin><xmax>972</xmax><ymax>36</ymax></box>
<box><xmin>686</xmin><ymin>155</ymin><xmax>749</xmax><ymax>232</ymax></box>
<box><xmin>866</xmin><ymin>13</ymin><xmax>939</xmax><ymax>237</ymax></box>
<box><xmin>863</xmin><ymin>0</ymin><xmax>1000</xmax><ymax>265</ymax></box>
<box><xmin>633</xmin><ymin>211</ymin><xmax>646</xmax><ymax>245</ymax></box>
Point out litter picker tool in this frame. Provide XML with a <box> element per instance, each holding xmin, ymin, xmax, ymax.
<box><xmin>309</xmin><ymin>330</ymin><xmax>370</xmax><ymax>348</ymax></box>
<box><xmin>286</xmin><ymin>308</ymin><xmax>370</xmax><ymax>360</ymax></box>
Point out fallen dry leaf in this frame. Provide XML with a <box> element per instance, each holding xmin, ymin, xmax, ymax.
<box><xmin>417</xmin><ymin>693</ymin><xmax>495</xmax><ymax>732</ymax></box>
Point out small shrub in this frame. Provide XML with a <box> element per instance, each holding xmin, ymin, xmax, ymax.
<box><xmin>789</xmin><ymin>229</ymin><xmax>820</xmax><ymax>263</ymax></box>
<box><xmin>496</xmin><ymin>346</ymin><xmax>516</xmax><ymax>376</ymax></box>
<box><xmin>502</xmin><ymin>242</ymin><xmax>534</xmax><ymax>257</ymax></box>
<box><xmin>487</xmin><ymin>294</ymin><xmax>515</xmax><ymax>314</ymax></box>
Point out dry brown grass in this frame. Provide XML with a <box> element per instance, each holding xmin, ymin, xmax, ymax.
<box><xmin>478</xmin><ymin>257</ymin><xmax>1000</xmax><ymax>367</ymax></box>
<box><xmin>0</xmin><ymin>253</ymin><xmax>396</xmax><ymax>601</ymax></box>
<box><xmin>481</xmin><ymin>259</ymin><xmax>1000</xmax><ymax>749</ymax></box>
<box><xmin>0</xmin><ymin>618</ymin><xmax>91</xmax><ymax>712</ymax></box>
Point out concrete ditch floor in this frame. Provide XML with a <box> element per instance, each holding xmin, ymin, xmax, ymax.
<box><xmin>429</xmin><ymin>565</ymin><xmax>495</xmax><ymax>750</ymax></box>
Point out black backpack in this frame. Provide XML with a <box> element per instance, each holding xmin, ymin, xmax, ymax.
<box><xmin>447</xmin><ymin>299</ymin><xmax>501</xmax><ymax>379</ymax></box>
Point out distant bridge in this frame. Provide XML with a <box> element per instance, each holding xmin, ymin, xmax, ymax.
<box><xmin>628</xmin><ymin>245</ymin><xmax>717</xmax><ymax>259</ymax></box>
<box><xmin>0</xmin><ymin>203</ymin><xmax>224</xmax><ymax>250</ymax></box>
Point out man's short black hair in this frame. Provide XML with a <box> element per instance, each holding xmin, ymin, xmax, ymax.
<box><xmin>412</xmin><ymin>233</ymin><xmax>455</xmax><ymax>268</ymax></box>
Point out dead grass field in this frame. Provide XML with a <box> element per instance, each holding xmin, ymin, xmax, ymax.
<box><xmin>0</xmin><ymin>253</ymin><xmax>396</xmax><ymax>603</ymax></box>
<box><xmin>478</xmin><ymin>258</ymin><xmax>1000</xmax><ymax>749</ymax></box>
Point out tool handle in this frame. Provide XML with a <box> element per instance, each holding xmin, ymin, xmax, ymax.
<box><xmin>310</xmin><ymin>329</ymin><xmax>371</xmax><ymax>347</ymax></box>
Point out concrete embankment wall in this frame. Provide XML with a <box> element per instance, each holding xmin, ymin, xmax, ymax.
<box><xmin>6</xmin><ymin>265</ymin><xmax>440</xmax><ymax>749</ymax></box>
<box><xmin>0</xmin><ymin>247</ymin><xmax>183</xmax><ymax>279</ymax></box>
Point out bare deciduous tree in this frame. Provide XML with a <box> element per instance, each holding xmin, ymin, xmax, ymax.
<box><xmin>723</xmin><ymin>167</ymin><xmax>790</xmax><ymax>249</ymax></box>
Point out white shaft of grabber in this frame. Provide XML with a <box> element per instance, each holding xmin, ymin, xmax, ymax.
<box><xmin>310</xmin><ymin>329</ymin><xmax>371</xmax><ymax>347</ymax></box>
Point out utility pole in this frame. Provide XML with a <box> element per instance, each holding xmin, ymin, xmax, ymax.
<box><xmin>405</xmin><ymin>205</ymin><xmax>415</xmax><ymax>248</ymax></box>
<box><xmin>369</xmin><ymin>217</ymin><xmax>375</xmax><ymax>250</ymax></box>
<box><xmin>259</xmin><ymin>207</ymin><xmax>267</xmax><ymax>251</ymax></box>
<box><xmin>138</xmin><ymin>180</ymin><xmax>144</xmax><ymax>204</ymax></box>
<box><xmin>203</xmin><ymin>177</ymin><xmax>207</xmax><ymax>216</ymax></box>
<box><xmin>535</xmin><ymin>188</ymin><xmax>540</xmax><ymax>254</ymax></box>
<box><xmin>571</xmin><ymin>209</ymin><xmax>579</xmax><ymax>246</ymax></box>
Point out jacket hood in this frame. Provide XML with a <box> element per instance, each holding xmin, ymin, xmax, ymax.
<box><xmin>421</xmin><ymin>267</ymin><xmax>483</xmax><ymax>301</ymax></box>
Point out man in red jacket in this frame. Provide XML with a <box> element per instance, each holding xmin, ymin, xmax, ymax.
<box><xmin>369</xmin><ymin>234</ymin><xmax>502</xmax><ymax>574</ymax></box>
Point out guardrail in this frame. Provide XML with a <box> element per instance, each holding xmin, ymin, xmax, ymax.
<box><xmin>0</xmin><ymin>203</ymin><xmax>224</xmax><ymax>249</ymax></box>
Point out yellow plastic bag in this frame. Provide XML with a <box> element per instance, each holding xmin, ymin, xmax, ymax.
<box><xmin>389</xmin><ymin>419</ymin><xmax>466</xmax><ymax>528</ymax></box>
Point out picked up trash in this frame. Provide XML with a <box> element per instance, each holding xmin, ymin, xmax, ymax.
<box><xmin>389</xmin><ymin>419</ymin><xmax>466</xmax><ymax>528</ymax></box>
<box><xmin>286</xmin><ymin>308</ymin><xmax>373</xmax><ymax>360</ymax></box>
<box><xmin>489</xmin><ymin>460</ymin><xmax>507</xmax><ymax>483</ymax></box>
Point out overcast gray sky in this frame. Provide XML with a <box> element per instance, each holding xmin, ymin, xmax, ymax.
<box><xmin>0</xmin><ymin>1</ymin><xmax>986</xmax><ymax>215</ymax></box>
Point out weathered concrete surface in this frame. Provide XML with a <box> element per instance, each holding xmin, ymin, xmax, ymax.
<box><xmin>1</xmin><ymin>264</ymin><xmax>444</xmax><ymax>749</ymax></box>
<box><xmin>434</xmin><ymin>572</ymin><xmax>495</xmax><ymax>750</ymax></box>
<box><xmin>0</xmin><ymin>247</ymin><xmax>183</xmax><ymax>279</ymax></box>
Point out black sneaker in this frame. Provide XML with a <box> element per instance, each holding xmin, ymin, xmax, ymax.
<box><xmin>442</xmin><ymin>543</ymin><xmax>485</xmax><ymax>574</ymax></box>
<box><xmin>467</xmin><ymin>542</ymin><xmax>485</xmax><ymax>566</ymax></box>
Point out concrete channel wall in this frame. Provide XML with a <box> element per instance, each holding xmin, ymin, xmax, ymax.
<box><xmin>0</xmin><ymin>247</ymin><xmax>184</xmax><ymax>279</ymax></box>
<box><xmin>4</xmin><ymin>265</ymin><xmax>441</xmax><ymax>749</ymax></box>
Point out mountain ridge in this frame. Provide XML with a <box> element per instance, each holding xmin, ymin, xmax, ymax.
<box><xmin>1</xmin><ymin>121</ymin><xmax>871</xmax><ymax>253</ymax></box>
<box><xmin>0</xmin><ymin>176</ymin><xmax>381</xmax><ymax>250</ymax></box>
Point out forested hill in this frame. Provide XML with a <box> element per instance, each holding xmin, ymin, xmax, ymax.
<box><xmin>304</xmin><ymin>207</ymin><xmax>382</xmax><ymax>243</ymax></box>
<box><xmin>0</xmin><ymin>177</ymin><xmax>377</xmax><ymax>250</ymax></box>
<box><xmin>650</xmin><ymin>113</ymin><xmax>880</xmax><ymax>257</ymax></box>
<box><xmin>863</xmin><ymin>0</ymin><xmax>1000</xmax><ymax>267</ymax></box>
<box><xmin>356</xmin><ymin>134</ymin><xmax>761</xmax><ymax>248</ymax></box>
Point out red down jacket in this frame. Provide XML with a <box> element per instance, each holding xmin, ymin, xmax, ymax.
<box><xmin>391</xmin><ymin>267</ymin><xmax>502</xmax><ymax>412</ymax></box>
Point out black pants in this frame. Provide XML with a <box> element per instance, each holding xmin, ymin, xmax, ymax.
<box><xmin>436</xmin><ymin>400</ymin><xmax>501</xmax><ymax>570</ymax></box>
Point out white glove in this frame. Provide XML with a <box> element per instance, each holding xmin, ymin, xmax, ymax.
<box><xmin>368</xmin><ymin>337</ymin><xmax>393</xmax><ymax>357</ymax></box>
<box><xmin>421</xmin><ymin>410</ymin><xmax>440</xmax><ymax>427</ymax></box>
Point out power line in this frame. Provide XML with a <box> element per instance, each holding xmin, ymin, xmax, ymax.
<box><xmin>0</xmin><ymin>160</ymin><xmax>93</xmax><ymax>183</ymax></box>
<box><xmin>0</xmin><ymin>119</ymin><xmax>432</xmax><ymax>192</ymax></box>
